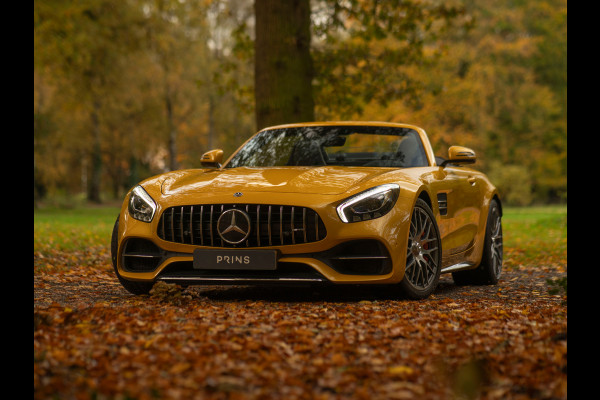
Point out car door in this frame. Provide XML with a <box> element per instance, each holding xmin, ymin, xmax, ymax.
<box><xmin>433</xmin><ymin>166</ymin><xmax>482</xmax><ymax>266</ymax></box>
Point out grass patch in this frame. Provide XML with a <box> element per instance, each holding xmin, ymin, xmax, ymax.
<box><xmin>34</xmin><ymin>206</ymin><xmax>121</xmax><ymax>253</ymax></box>
<box><xmin>502</xmin><ymin>205</ymin><xmax>567</xmax><ymax>268</ymax></box>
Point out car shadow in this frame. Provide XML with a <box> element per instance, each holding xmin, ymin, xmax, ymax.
<box><xmin>190</xmin><ymin>275</ymin><xmax>466</xmax><ymax>303</ymax></box>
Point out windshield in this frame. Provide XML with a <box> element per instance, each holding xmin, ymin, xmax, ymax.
<box><xmin>224</xmin><ymin>125</ymin><xmax>429</xmax><ymax>168</ymax></box>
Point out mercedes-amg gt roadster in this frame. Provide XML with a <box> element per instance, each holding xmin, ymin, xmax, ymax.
<box><xmin>111</xmin><ymin>122</ymin><xmax>503</xmax><ymax>299</ymax></box>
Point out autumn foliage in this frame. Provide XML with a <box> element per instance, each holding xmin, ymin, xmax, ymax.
<box><xmin>34</xmin><ymin>0</ymin><xmax>566</xmax><ymax>206</ymax></box>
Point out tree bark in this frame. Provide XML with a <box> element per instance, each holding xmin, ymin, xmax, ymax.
<box><xmin>88</xmin><ymin>98</ymin><xmax>102</xmax><ymax>203</ymax></box>
<box><xmin>254</xmin><ymin>0</ymin><xmax>314</xmax><ymax>130</ymax></box>
<box><xmin>207</xmin><ymin>94</ymin><xmax>215</xmax><ymax>150</ymax></box>
<box><xmin>165</xmin><ymin>85</ymin><xmax>178</xmax><ymax>171</ymax></box>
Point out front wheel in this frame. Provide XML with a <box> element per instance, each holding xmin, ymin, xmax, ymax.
<box><xmin>399</xmin><ymin>199</ymin><xmax>442</xmax><ymax>299</ymax></box>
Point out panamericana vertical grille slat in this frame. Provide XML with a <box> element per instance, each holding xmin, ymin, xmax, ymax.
<box><xmin>157</xmin><ymin>204</ymin><xmax>327</xmax><ymax>247</ymax></box>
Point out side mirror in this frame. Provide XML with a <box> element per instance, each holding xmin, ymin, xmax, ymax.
<box><xmin>200</xmin><ymin>149</ymin><xmax>223</xmax><ymax>168</ymax></box>
<box><xmin>439</xmin><ymin>146</ymin><xmax>476</xmax><ymax>167</ymax></box>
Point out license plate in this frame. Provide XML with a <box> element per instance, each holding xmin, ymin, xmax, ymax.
<box><xmin>193</xmin><ymin>249</ymin><xmax>277</xmax><ymax>270</ymax></box>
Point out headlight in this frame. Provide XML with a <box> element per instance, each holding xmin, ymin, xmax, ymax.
<box><xmin>128</xmin><ymin>185</ymin><xmax>157</xmax><ymax>223</ymax></box>
<box><xmin>337</xmin><ymin>184</ymin><xmax>399</xmax><ymax>223</ymax></box>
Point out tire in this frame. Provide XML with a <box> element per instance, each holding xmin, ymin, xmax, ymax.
<box><xmin>399</xmin><ymin>198</ymin><xmax>442</xmax><ymax>299</ymax></box>
<box><xmin>111</xmin><ymin>217</ymin><xmax>154</xmax><ymax>295</ymax></box>
<box><xmin>452</xmin><ymin>199</ymin><xmax>503</xmax><ymax>285</ymax></box>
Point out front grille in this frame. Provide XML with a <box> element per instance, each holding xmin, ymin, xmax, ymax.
<box><xmin>157</xmin><ymin>204</ymin><xmax>327</xmax><ymax>247</ymax></box>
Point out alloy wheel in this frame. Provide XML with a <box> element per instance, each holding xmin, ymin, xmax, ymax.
<box><xmin>490</xmin><ymin>211</ymin><xmax>503</xmax><ymax>279</ymax></box>
<box><xmin>405</xmin><ymin>206</ymin><xmax>440</xmax><ymax>289</ymax></box>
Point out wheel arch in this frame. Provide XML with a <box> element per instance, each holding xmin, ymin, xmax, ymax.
<box><xmin>416</xmin><ymin>188</ymin><xmax>433</xmax><ymax>211</ymax></box>
<box><xmin>492</xmin><ymin>193</ymin><xmax>503</xmax><ymax>216</ymax></box>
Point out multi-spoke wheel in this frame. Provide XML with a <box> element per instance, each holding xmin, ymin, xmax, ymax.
<box><xmin>452</xmin><ymin>199</ymin><xmax>503</xmax><ymax>285</ymax></box>
<box><xmin>399</xmin><ymin>198</ymin><xmax>442</xmax><ymax>299</ymax></box>
<box><xmin>488</xmin><ymin>205</ymin><xmax>503</xmax><ymax>280</ymax></box>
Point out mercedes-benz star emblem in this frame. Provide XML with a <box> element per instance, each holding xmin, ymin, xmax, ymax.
<box><xmin>217</xmin><ymin>209</ymin><xmax>251</xmax><ymax>244</ymax></box>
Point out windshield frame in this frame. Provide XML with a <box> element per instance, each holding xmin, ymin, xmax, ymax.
<box><xmin>223</xmin><ymin>124</ymin><xmax>431</xmax><ymax>169</ymax></box>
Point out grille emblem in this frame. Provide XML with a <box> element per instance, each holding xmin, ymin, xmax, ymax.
<box><xmin>217</xmin><ymin>209</ymin><xmax>251</xmax><ymax>244</ymax></box>
<box><xmin>234</xmin><ymin>192</ymin><xmax>243</xmax><ymax>197</ymax></box>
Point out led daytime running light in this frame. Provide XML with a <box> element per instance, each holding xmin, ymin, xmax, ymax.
<box><xmin>128</xmin><ymin>185</ymin><xmax>157</xmax><ymax>223</ymax></box>
<box><xmin>337</xmin><ymin>184</ymin><xmax>399</xmax><ymax>223</ymax></box>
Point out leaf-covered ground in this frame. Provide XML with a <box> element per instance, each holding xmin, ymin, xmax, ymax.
<box><xmin>34</xmin><ymin>207</ymin><xmax>567</xmax><ymax>399</ymax></box>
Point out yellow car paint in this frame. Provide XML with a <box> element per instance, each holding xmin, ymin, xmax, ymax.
<box><xmin>113</xmin><ymin>121</ymin><xmax>501</xmax><ymax>298</ymax></box>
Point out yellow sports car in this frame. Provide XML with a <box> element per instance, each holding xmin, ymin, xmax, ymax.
<box><xmin>111</xmin><ymin>122</ymin><xmax>502</xmax><ymax>299</ymax></box>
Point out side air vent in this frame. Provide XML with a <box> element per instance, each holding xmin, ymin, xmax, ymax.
<box><xmin>437</xmin><ymin>193</ymin><xmax>448</xmax><ymax>216</ymax></box>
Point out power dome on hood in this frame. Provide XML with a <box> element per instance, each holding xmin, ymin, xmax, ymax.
<box><xmin>160</xmin><ymin>166</ymin><xmax>395</xmax><ymax>196</ymax></box>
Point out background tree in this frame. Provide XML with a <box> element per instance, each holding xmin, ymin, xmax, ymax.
<box><xmin>254</xmin><ymin>0</ymin><xmax>314</xmax><ymax>130</ymax></box>
<box><xmin>34</xmin><ymin>0</ymin><xmax>566</xmax><ymax>206</ymax></box>
<box><xmin>311</xmin><ymin>0</ymin><xmax>471</xmax><ymax>118</ymax></box>
<box><xmin>142</xmin><ymin>0</ymin><xmax>212</xmax><ymax>171</ymax></box>
<box><xmin>34</xmin><ymin>0</ymin><xmax>146</xmax><ymax>203</ymax></box>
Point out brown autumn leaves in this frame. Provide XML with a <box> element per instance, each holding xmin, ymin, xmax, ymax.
<box><xmin>34</xmin><ymin>246</ymin><xmax>566</xmax><ymax>400</ymax></box>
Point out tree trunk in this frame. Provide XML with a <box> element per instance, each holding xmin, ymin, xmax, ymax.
<box><xmin>208</xmin><ymin>94</ymin><xmax>215</xmax><ymax>150</ymax></box>
<box><xmin>254</xmin><ymin>0</ymin><xmax>314</xmax><ymax>130</ymax></box>
<box><xmin>165</xmin><ymin>84</ymin><xmax>178</xmax><ymax>171</ymax></box>
<box><xmin>87</xmin><ymin>99</ymin><xmax>102</xmax><ymax>203</ymax></box>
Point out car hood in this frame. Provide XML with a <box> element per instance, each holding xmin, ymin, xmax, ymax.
<box><xmin>160</xmin><ymin>166</ymin><xmax>400</xmax><ymax>196</ymax></box>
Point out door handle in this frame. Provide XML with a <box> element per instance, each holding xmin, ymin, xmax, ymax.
<box><xmin>468</xmin><ymin>177</ymin><xmax>476</xmax><ymax>186</ymax></box>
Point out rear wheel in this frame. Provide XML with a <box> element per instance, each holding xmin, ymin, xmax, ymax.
<box><xmin>452</xmin><ymin>199</ymin><xmax>503</xmax><ymax>285</ymax></box>
<box><xmin>111</xmin><ymin>217</ymin><xmax>154</xmax><ymax>295</ymax></box>
<box><xmin>399</xmin><ymin>199</ymin><xmax>442</xmax><ymax>299</ymax></box>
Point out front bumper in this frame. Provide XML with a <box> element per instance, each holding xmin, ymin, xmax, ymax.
<box><xmin>114</xmin><ymin>190</ymin><xmax>415</xmax><ymax>286</ymax></box>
